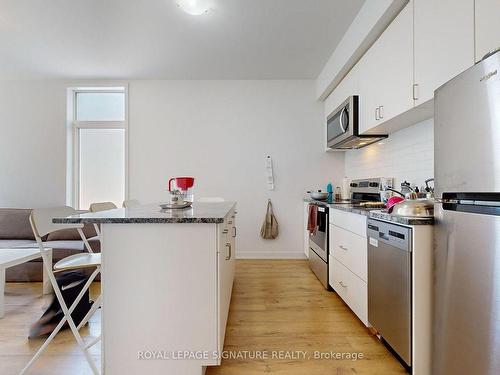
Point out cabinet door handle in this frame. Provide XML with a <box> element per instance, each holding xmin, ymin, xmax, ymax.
<box><xmin>379</xmin><ymin>105</ymin><xmax>384</xmax><ymax>119</ymax></box>
<box><xmin>232</xmin><ymin>227</ymin><xmax>237</xmax><ymax>238</ymax></box>
<box><xmin>413</xmin><ymin>83</ymin><xmax>419</xmax><ymax>100</ymax></box>
<box><xmin>338</xmin><ymin>245</ymin><xmax>348</xmax><ymax>251</ymax></box>
<box><xmin>223</xmin><ymin>229</ymin><xmax>229</xmax><ymax>234</ymax></box>
<box><xmin>375</xmin><ymin>107</ymin><xmax>380</xmax><ymax>120</ymax></box>
<box><xmin>339</xmin><ymin>281</ymin><xmax>348</xmax><ymax>288</ymax></box>
<box><xmin>225</xmin><ymin>243</ymin><xmax>232</xmax><ymax>260</ymax></box>
<box><xmin>228</xmin><ymin>220</ymin><xmax>233</xmax><ymax>225</ymax></box>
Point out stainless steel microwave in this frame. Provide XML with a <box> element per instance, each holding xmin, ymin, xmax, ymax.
<box><xmin>326</xmin><ymin>96</ymin><xmax>387</xmax><ymax>150</ymax></box>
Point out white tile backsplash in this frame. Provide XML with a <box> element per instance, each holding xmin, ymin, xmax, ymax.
<box><xmin>345</xmin><ymin>118</ymin><xmax>434</xmax><ymax>191</ymax></box>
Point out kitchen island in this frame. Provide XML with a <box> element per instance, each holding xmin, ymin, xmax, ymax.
<box><xmin>54</xmin><ymin>202</ymin><xmax>237</xmax><ymax>375</ymax></box>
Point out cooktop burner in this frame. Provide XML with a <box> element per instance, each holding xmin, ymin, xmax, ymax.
<box><xmin>310</xmin><ymin>198</ymin><xmax>386</xmax><ymax>208</ymax></box>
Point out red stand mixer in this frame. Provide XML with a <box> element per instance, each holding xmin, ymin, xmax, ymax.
<box><xmin>168</xmin><ymin>177</ymin><xmax>195</xmax><ymax>203</ymax></box>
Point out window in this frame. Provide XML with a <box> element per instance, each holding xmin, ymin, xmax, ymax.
<box><xmin>69</xmin><ymin>88</ymin><xmax>127</xmax><ymax>210</ymax></box>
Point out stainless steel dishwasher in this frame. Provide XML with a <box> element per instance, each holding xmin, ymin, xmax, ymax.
<box><xmin>367</xmin><ymin>219</ymin><xmax>412</xmax><ymax>368</ymax></box>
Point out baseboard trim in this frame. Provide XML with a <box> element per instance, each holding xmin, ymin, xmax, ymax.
<box><xmin>236</xmin><ymin>251</ymin><xmax>307</xmax><ymax>260</ymax></box>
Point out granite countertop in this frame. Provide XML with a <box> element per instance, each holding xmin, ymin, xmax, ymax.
<box><xmin>303</xmin><ymin>197</ymin><xmax>330</xmax><ymax>207</ymax></box>
<box><xmin>53</xmin><ymin>202</ymin><xmax>237</xmax><ymax>224</ymax></box>
<box><xmin>304</xmin><ymin>197</ymin><xmax>376</xmax><ymax>216</ymax></box>
<box><xmin>368</xmin><ymin>210</ymin><xmax>434</xmax><ymax>226</ymax></box>
<box><xmin>304</xmin><ymin>198</ymin><xmax>434</xmax><ymax>225</ymax></box>
<box><xmin>327</xmin><ymin>203</ymin><xmax>375</xmax><ymax>216</ymax></box>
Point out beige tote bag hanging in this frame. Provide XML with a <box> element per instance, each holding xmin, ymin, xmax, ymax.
<box><xmin>260</xmin><ymin>199</ymin><xmax>279</xmax><ymax>239</ymax></box>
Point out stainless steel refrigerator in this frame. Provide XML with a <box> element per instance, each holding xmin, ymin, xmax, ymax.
<box><xmin>434</xmin><ymin>49</ymin><xmax>500</xmax><ymax>375</ymax></box>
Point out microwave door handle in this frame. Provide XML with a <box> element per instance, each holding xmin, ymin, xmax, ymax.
<box><xmin>339</xmin><ymin>107</ymin><xmax>347</xmax><ymax>132</ymax></box>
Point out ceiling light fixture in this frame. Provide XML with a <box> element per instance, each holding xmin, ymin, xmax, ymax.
<box><xmin>176</xmin><ymin>0</ymin><xmax>213</xmax><ymax>16</ymax></box>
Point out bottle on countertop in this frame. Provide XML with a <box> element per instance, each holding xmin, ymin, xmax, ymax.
<box><xmin>334</xmin><ymin>187</ymin><xmax>342</xmax><ymax>201</ymax></box>
<box><xmin>326</xmin><ymin>183</ymin><xmax>333</xmax><ymax>201</ymax></box>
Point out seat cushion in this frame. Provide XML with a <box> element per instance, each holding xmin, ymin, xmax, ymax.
<box><xmin>0</xmin><ymin>208</ymin><xmax>34</xmax><ymax>240</ymax></box>
<box><xmin>46</xmin><ymin>223</ymin><xmax>98</xmax><ymax>241</ymax></box>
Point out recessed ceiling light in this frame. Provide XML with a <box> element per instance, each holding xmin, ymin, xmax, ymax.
<box><xmin>176</xmin><ymin>0</ymin><xmax>213</xmax><ymax>16</ymax></box>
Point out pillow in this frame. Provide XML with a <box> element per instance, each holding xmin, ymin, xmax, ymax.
<box><xmin>0</xmin><ymin>208</ymin><xmax>35</xmax><ymax>240</ymax></box>
<box><xmin>46</xmin><ymin>223</ymin><xmax>98</xmax><ymax>241</ymax></box>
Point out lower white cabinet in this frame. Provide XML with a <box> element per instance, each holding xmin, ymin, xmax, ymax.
<box><xmin>217</xmin><ymin>210</ymin><xmax>236</xmax><ymax>354</ymax></box>
<box><xmin>329</xmin><ymin>208</ymin><xmax>368</xmax><ymax>326</ymax></box>
<box><xmin>330</xmin><ymin>224</ymin><xmax>367</xmax><ymax>282</ymax></box>
<box><xmin>329</xmin><ymin>256</ymin><xmax>368</xmax><ymax>326</ymax></box>
<box><xmin>329</xmin><ymin>208</ymin><xmax>367</xmax><ymax>237</ymax></box>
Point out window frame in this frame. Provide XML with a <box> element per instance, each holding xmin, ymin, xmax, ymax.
<box><xmin>69</xmin><ymin>87</ymin><xmax>129</xmax><ymax>210</ymax></box>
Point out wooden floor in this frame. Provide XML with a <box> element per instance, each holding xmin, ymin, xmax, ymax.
<box><xmin>0</xmin><ymin>260</ymin><xmax>406</xmax><ymax>375</ymax></box>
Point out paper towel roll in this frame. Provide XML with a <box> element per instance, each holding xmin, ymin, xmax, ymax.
<box><xmin>341</xmin><ymin>177</ymin><xmax>350</xmax><ymax>199</ymax></box>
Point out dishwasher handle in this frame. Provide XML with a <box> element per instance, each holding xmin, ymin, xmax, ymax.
<box><xmin>379</xmin><ymin>232</ymin><xmax>390</xmax><ymax>241</ymax></box>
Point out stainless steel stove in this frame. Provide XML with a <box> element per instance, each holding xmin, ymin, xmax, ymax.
<box><xmin>308</xmin><ymin>177</ymin><xmax>393</xmax><ymax>289</ymax></box>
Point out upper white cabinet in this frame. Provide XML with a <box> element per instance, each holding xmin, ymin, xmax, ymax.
<box><xmin>475</xmin><ymin>0</ymin><xmax>500</xmax><ymax>62</ymax></box>
<box><xmin>358</xmin><ymin>3</ymin><xmax>413</xmax><ymax>134</ymax></box>
<box><xmin>323</xmin><ymin>0</ymin><xmax>482</xmax><ymax>137</ymax></box>
<box><xmin>414</xmin><ymin>0</ymin><xmax>474</xmax><ymax>103</ymax></box>
<box><xmin>324</xmin><ymin>63</ymin><xmax>359</xmax><ymax>117</ymax></box>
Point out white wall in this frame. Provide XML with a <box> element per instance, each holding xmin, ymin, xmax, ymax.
<box><xmin>0</xmin><ymin>81</ymin><xmax>67</xmax><ymax>208</ymax></box>
<box><xmin>128</xmin><ymin>80</ymin><xmax>344</xmax><ymax>258</ymax></box>
<box><xmin>0</xmin><ymin>79</ymin><xmax>344</xmax><ymax>258</ymax></box>
<box><xmin>344</xmin><ymin>118</ymin><xmax>434</xmax><ymax>191</ymax></box>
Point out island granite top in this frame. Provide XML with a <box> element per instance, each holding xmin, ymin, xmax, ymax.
<box><xmin>53</xmin><ymin>202</ymin><xmax>237</xmax><ymax>224</ymax></box>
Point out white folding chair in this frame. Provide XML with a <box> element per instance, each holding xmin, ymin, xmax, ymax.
<box><xmin>20</xmin><ymin>206</ymin><xmax>101</xmax><ymax>375</ymax></box>
<box><xmin>122</xmin><ymin>199</ymin><xmax>140</xmax><ymax>208</ymax></box>
<box><xmin>89</xmin><ymin>201</ymin><xmax>117</xmax><ymax>237</ymax></box>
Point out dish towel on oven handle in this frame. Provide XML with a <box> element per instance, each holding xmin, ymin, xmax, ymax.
<box><xmin>260</xmin><ymin>199</ymin><xmax>279</xmax><ymax>239</ymax></box>
<box><xmin>307</xmin><ymin>204</ymin><xmax>318</xmax><ymax>235</ymax></box>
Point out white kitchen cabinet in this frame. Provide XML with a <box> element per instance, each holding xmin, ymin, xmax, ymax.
<box><xmin>100</xmin><ymin>204</ymin><xmax>237</xmax><ymax>374</ymax></box>
<box><xmin>217</xmin><ymin>210</ymin><xmax>236</xmax><ymax>353</ymax></box>
<box><xmin>329</xmin><ymin>208</ymin><xmax>367</xmax><ymax>238</ymax></box>
<box><xmin>475</xmin><ymin>0</ymin><xmax>500</xmax><ymax>62</ymax></box>
<box><xmin>329</xmin><ymin>256</ymin><xmax>368</xmax><ymax>326</ymax></box>
<box><xmin>358</xmin><ymin>2</ymin><xmax>414</xmax><ymax>134</ymax></box>
<box><xmin>324</xmin><ymin>63</ymin><xmax>359</xmax><ymax>117</ymax></box>
<box><xmin>414</xmin><ymin>0</ymin><xmax>474</xmax><ymax>104</ymax></box>
<box><xmin>328</xmin><ymin>208</ymin><xmax>368</xmax><ymax>326</ymax></box>
<box><xmin>330</xmin><ymin>224</ymin><xmax>367</xmax><ymax>282</ymax></box>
